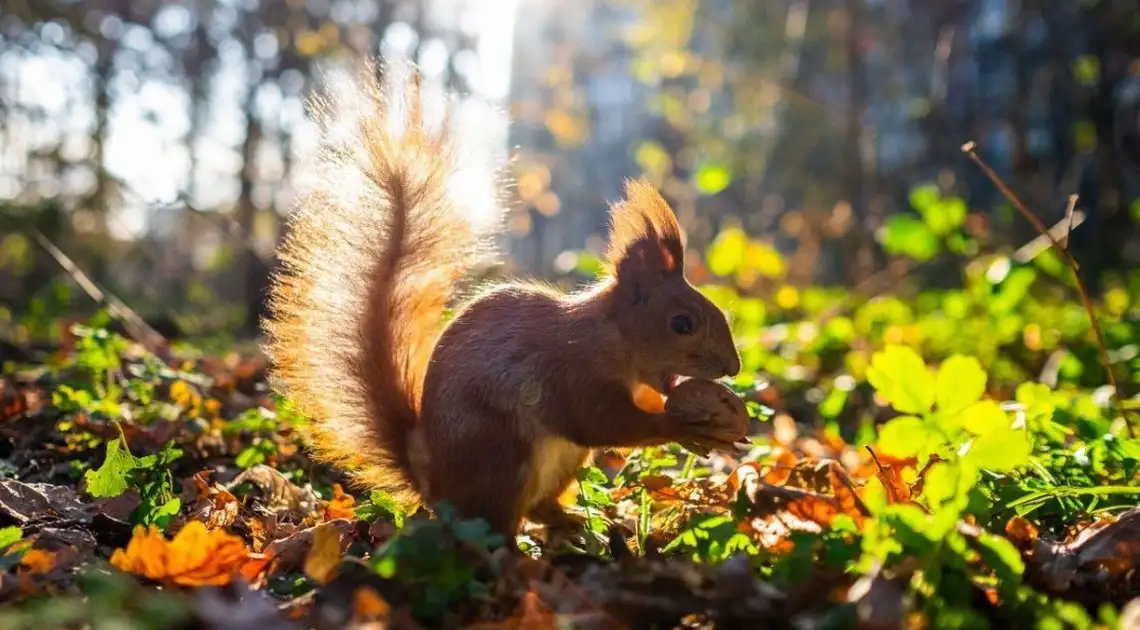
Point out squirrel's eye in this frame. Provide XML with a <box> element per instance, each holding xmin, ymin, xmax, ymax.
<box><xmin>670</xmin><ymin>314</ymin><xmax>694</xmax><ymax>335</ymax></box>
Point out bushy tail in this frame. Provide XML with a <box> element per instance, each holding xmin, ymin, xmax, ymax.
<box><xmin>263</xmin><ymin>60</ymin><xmax>505</xmax><ymax>505</ymax></box>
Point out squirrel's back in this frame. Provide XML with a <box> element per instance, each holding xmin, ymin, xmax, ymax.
<box><xmin>263</xmin><ymin>60</ymin><xmax>506</xmax><ymax>504</ymax></box>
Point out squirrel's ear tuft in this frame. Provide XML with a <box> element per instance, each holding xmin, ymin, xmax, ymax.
<box><xmin>606</xmin><ymin>178</ymin><xmax>685</xmax><ymax>280</ymax></box>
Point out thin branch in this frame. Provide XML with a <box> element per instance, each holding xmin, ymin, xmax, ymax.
<box><xmin>961</xmin><ymin>141</ymin><xmax>1133</xmax><ymax>437</ymax></box>
<box><xmin>32</xmin><ymin>231</ymin><xmax>169</xmax><ymax>358</ymax></box>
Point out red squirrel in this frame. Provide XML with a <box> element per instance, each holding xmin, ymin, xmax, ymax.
<box><xmin>263</xmin><ymin>60</ymin><xmax>750</xmax><ymax>538</ymax></box>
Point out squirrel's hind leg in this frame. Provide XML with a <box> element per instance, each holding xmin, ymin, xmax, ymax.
<box><xmin>527</xmin><ymin>499</ymin><xmax>586</xmax><ymax>531</ymax></box>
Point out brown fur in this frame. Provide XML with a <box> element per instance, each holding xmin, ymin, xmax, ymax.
<box><xmin>263</xmin><ymin>61</ymin><xmax>742</xmax><ymax>538</ymax></box>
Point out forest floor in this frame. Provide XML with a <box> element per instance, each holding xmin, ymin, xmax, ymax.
<box><xmin>0</xmin><ymin>305</ymin><xmax>1138</xmax><ymax>629</ymax></box>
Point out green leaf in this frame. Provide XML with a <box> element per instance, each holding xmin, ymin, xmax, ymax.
<box><xmin>974</xmin><ymin>531</ymin><xmax>1025</xmax><ymax>581</ymax></box>
<box><xmin>877</xmin><ymin>416</ymin><xmax>931</xmax><ymax>459</ymax></box>
<box><xmin>965</xmin><ymin>427</ymin><xmax>1031</xmax><ymax>472</ymax></box>
<box><xmin>0</xmin><ymin>526</ymin><xmax>22</xmax><ymax>551</ymax></box>
<box><xmin>920</xmin><ymin>197</ymin><xmax>968</xmax><ymax>236</ymax></box>
<box><xmin>84</xmin><ymin>438</ymin><xmax>140</xmax><ymax>498</ymax></box>
<box><xmin>694</xmin><ymin>162</ymin><xmax>732</xmax><ymax>196</ymax></box>
<box><xmin>908</xmin><ymin>183</ymin><xmax>941</xmax><ymax>213</ymax></box>
<box><xmin>867</xmin><ymin>345</ymin><xmax>935</xmax><ymax>414</ymax></box>
<box><xmin>936</xmin><ymin>355</ymin><xmax>987</xmax><ymax>415</ymax></box>
<box><xmin>881</xmin><ymin>216</ymin><xmax>940</xmax><ymax>261</ymax></box>
<box><xmin>921</xmin><ymin>462</ymin><xmax>958</xmax><ymax>507</ymax></box>
<box><xmin>139</xmin><ymin>498</ymin><xmax>181</xmax><ymax>529</ymax></box>
<box><xmin>880</xmin><ymin>217</ymin><xmax>938</xmax><ymax>261</ymax></box>
<box><xmin>357</xmin><ymin>490</ymin><xmax>407</xmax><ymax>528</ymax></box>
<box><xmin>960</xmin><ymin>400</ymin><xmax>1010</xmax><ymax>436</ymax></box>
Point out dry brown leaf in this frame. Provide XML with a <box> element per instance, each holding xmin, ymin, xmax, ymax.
<box><xmin>0</xmin><ymin>480</ymin><xmax>91</xmax><ymax>524</ymax></box>
<box><xmin>734</xmin><ymin>460</ymin><xmax>869</xmax><ymax>532</ymax></box>
<box><xmin>303</xmin><ymin>521</ymin><xmax>346</xmax><ymax>585</ymax></box>
<box><xmin>110</xmin><ymin>521</ymin><xmax>250</xmax><ymax>586</ymax></box>
<box><xmin>185</xmin><ymin>472</ymin><xmax>240</xmax><ymax>529</ymax></box>
<box><xmin>231</xmin><ymin>465</ymin><xmax>319</xmax><ymax>519</ymax></box>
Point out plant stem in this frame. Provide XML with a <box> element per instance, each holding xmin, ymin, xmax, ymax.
<box><xmin>961</xmin><ymin>142</ymin><xmax>1134</xmax><ymax>438</ymax></box>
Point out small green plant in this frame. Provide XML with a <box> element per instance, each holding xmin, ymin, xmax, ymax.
<box><xmin>370</xmin><ymin>502</ymin><xmax>504</xmax><ymax>623</ymax></box>
<box><xmin>85</xmin><ymin>438</ymin><xmax>183</xmax><ymax>529</ymax></box>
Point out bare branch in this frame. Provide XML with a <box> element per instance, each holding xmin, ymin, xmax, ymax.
<box><xmin>962</xmin><ymin>142</ymin><xmax>1134</xmax><ymax>437</ymax></box>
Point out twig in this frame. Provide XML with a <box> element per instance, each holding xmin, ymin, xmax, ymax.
<box><xmin>961</xmin><ymin>142</ymin><xmax>1133</xmax><ymax>438</ymax></box>
<box><xmin>32</xmin><ymin>230</ymin><xmax>170</xmax><ymax>358</ymax></box>
<box><xmin>1064</xmin><ymin>194</ymin><xmax>1079</xmax><ymax>249</ymax></box>
<box><xmin>864</xmin><ymin>445</ymin><xmax>885</xmax><ymax>473</ymax></box>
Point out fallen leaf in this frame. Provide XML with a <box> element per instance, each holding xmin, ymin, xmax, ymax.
<box><xmin>352</xmin><ymin>585</ymin><xmax>391</xmax><ymax>622</ymax></box>
<box><xmin>1005</xmin><ymin>516</ymin><xmax>1040</xmax><ymax>549</ymax></box>
<box><xmin>866</xmin><ymin>448</ymin><xmax>911</xmax><ymax>504</ymax></box>
<box><xmin>0</xmin><ymin>480</ymin><xmax>90</xmax><ymax>524</ymax></box>
<box><xmin>231</xmin><ymin>465</ymin><xmax>319</xmax><ymax>519</ymax></box>
<box><xmin>761</xmin><ymin>447</ymin><xmax>799</xmax><ymax>486</ymax></box>
<box><xmin>828</xmin><ymin>462</ymin><xmax>870</xmax><ymax>527</ymax></box>
<box><xmin>323</xmin><ymin>484</ymin><xmax>356</xmax><ymax>521</ymax></box>
<box><xmin>303</xmin><ymin>521</ymin><xmax>346</xmax><ymax>585</ymax></box>
<box><xmin>186</xmin><ymin>472</ymin><xmax>240</xmax><ymax>529</ymax></box>
<box><xmin>1021</xmin><ymin>507</ymin><xmax>1140</xmax><ymax>598</ymax></box>
<box><xmin>17</xmin><ymin>548</ymin><xmax>56</xmax><ymax>575</ymax></box>
<box><xmin>264</xmin><ymin>519</ymin><xmax>355</xmax><ymax>571</ymax></box>
<box><xmin>110</xmin><ymin>521</ymin><xmax>250</xmax><ymax>586</ymax></box>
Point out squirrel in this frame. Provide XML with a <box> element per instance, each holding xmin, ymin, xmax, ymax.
<box><xmin>263</xmin><ymin>60</ymin><xmax>750</xmax><ymax>539</ymax></box>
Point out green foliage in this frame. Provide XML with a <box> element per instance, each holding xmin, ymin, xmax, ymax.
<box><xmin>356</xmin><ymin>490</ymin><xmax>408</xmax><ymax>528</ymax></box>
<box><xmin>84</xmin><ymin>438</ymin><xmax>183</xmax><ymax>529</ymax></box>
<box><xmin>370</xmin><ymin>502</ymin><xmax>504</xmax><ymax>624</ymax></box>
<box><xmin>693</xmin><ymin>162</ymin><xmax>732</xmax><ymax>196</ymax></box>
<box><xmin>0</xmin><ymin>526</ymin><xmax>23</xmax><ymax>551</ymax></box>
<box><xmin>84</xmin><ymin>438</ymin><xmax>138</xmax><ymax>499</ymax></box>
<box><xmin>881</xmin><ymin>184</ymin><xmax>972</xmax><ymax>262</ymax></box>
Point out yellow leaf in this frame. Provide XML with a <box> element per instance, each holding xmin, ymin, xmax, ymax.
<box><xmin>303</xmin><ymin>522</ymin><xmax>344</xmax><ymax>585</ymax></box>
<box><xmin>110</xmin><ymin>521</ymin><xmax>249</xmax><ymax>587</ymax></box>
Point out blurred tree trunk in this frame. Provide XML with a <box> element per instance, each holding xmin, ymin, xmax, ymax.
<box><xmin>88</xmin><ymin>36</ymin><xmax>116</xmax><ymax>285</ymax></box>
<box><xmin>237</xmin><ymin>82</ymin><xmax>266</xmax><ymax>335</ymax></box>
<box><xmin>843</xmin><ymin>0</ymin><xmax>873</xmax><ymax>284</ymax></box>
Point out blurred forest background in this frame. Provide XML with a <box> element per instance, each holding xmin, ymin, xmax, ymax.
<box><xmin>2</xmin><ymin>0</ymin><xmax>1140</xmax><ymax>346</ymax></box>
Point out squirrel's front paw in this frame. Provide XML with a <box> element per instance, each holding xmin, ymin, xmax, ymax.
<box><xmin>664</xmin><ymin>378</ymin><xmax>751</xmax><ymax>457</ymax></box>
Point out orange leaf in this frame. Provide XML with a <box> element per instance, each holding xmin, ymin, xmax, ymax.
<box><xmin>827</xmin><ymin>461</ymin><xmax>870</xmax><ymax>527</ymax></box>
<box><xmin>238</xmin><ymin>550</ymin><xmax>276</xmax><ymax>584</ymax></box>
<box><xmin>18</xmin><ymin>548</ymin><xmax>56</xmax><ymax>575</ymax></box>
<box><xmin>874</xmin><ymin>463</ymin><xmax>912</xmax><ymax>504</ymax></box>
<box><xmin>323</xmin><ymin>484</ymin><xmax>356</xmax><ymax>521</ymax></box>
<box><xmin>1005</xmin><ymin>516</ymin><xmax>1040</xmax><ymax>549</ymax></box>
<box><xmin>353</xmin><ymin>585</ymin><xmax>391</xmax><ymax>621</ymax></box>
<box><xmin>110</xmin><ymin>521</ymin><xmax>250</xmax><ymax>587</ymax></box>
<box><xmin>763</xmin><ymin>447</ymin><xmax>799</xmax><ymax>486</ymax></box>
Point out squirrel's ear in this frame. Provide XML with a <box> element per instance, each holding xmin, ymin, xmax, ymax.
<box><xmin>606</xmin><ymin>179</ymin><xmax>685</xmax><ymax>281</ymax></box>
